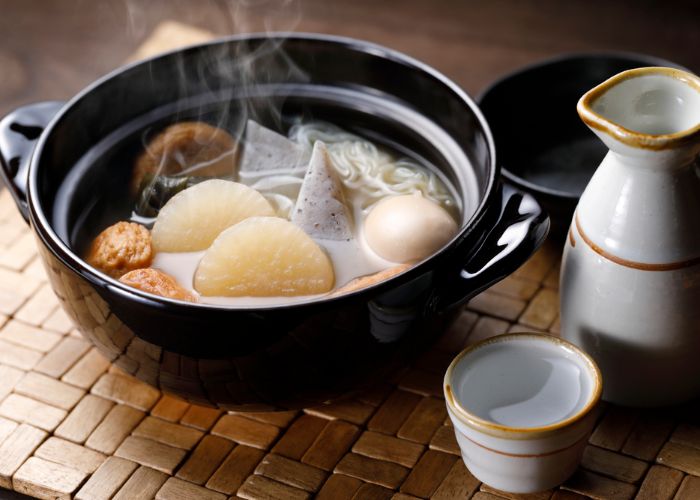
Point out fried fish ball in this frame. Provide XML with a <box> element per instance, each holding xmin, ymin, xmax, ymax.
<box><xmin>131</xmin><ymin>121</ymin><xmax>239</xmax><ymax>193</ymax></box>
<box><xmin>332</xmin><ymin>264</ymin><xmax>411</xmax><ymax>296</ymax></box>
<box><xmin>119</xmin><ymin>268</ymin><xmax>196</xmax><ymax>302</ymax></box>
<box><xmin>86</xmin><ymin>222</ymin><xmax>153</xmax><ymax>278</ymax></box>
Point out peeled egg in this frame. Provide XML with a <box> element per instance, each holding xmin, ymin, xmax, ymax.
<box><xmin>364</xmin><ymin>193</ymin><xmax>458</xmax><ymax>263</ymax></box>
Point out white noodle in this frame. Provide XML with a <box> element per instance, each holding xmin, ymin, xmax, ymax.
<box><xmin>289</xmin><ymin>122</ymin><xmax>453</xmax><ymax>211</ymax></box>
<box><xmin>237</xmin><ymin>121</ymin><xmax>455</xmax><ymax>219</ymax></box>
<box><xmin>239</xmin><ymin>121</ymin><xmax>455</xmax><ymax>218</ymax></box>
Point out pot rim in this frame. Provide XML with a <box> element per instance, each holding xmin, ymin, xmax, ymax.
<box><xmin>26</xmin><ymin>32</ymin><xmax>498</xmax><ymax>311</ymax></box>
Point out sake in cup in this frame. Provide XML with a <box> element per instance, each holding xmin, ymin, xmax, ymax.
<box><xmin>444</xmin><ymin>333</ymin><xmax>602</xmax><ymax>494</ymax></box>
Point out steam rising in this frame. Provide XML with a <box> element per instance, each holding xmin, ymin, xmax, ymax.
<box><xmin>125</xmin><ymin>2</ymin><xmax>455</xmax><ymax>222</ymax></box>
<box><xmin>127</xmin><ymin>0</ymin><xmax>307</xmax><ymax>215</ymax></box>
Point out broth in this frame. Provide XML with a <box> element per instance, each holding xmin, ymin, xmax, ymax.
<box><xmin>58</xmin><ymin>96</ymin><xmax>473</xmax><ymax>306</ymax></box>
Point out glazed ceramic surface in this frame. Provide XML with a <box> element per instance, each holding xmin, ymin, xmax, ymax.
<box><xmin>562</xmin><ymin>67</ymin><xmax>700</xmax><ymax>407</ymax></box>
<box><xmin>0</xmin><ymin>34</ymin><xmax>549</xmax><ymax>410</ymax></box>
<box><xmin>477</xmin><ymin>53</ymin><xmax>685</xmax><ymax>237</ymax></box>
<box><xmin>444</xmin><ymin>334</ymin><xmax>601</xmax><ymax>494</ymax></box>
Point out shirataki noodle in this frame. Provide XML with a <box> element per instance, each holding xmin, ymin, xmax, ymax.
<box><xmin>238</xmin><ymin>121</ymin><xmax>455</xmax><ymax>219</ymax></box>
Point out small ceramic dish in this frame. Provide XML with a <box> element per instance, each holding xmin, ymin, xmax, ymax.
<box><xmin>444</xmin><ymin>333</ymin><xmax>602</xmax><ymax>494</ymax></box>
<box><xmin>478</xmin><ymin>52</ymin><xmax>684</xmax><ymax>236</ymax></box>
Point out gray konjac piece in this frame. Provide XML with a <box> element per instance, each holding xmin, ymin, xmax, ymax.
<box><xmin>291</xmin><ymin>141</ymin><xmax>353</xmax><ymax>240</ymax></box>
<box><xmin>239</xmin><ymin>120</ymin><xmax>309</xmax><ymax>172</ymax></box>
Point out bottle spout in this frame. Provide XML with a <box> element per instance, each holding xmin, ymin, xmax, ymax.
<box><xmin>577</xmin><ymin>67</ymin><xmax>700</xmax><ymax>155</ymax></box>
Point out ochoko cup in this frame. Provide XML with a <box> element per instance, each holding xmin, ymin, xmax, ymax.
<box><xmin>444</xmin><ymin>333</ymin><xmax>602</xmax><ymax>493</ymax></box>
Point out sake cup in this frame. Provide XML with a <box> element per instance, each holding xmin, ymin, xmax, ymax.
<box><xmin>444</xmin><ymin>333</ymin><xmax>602</xmax><ymax>494</ymax></box>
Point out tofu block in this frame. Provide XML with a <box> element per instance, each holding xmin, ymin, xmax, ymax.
<box><xmin>239</xmin><ymin>120</ymin><xmax>308</xmax><ymax>172</ymax></box>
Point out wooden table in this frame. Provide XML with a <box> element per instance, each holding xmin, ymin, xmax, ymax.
<box><xmin>0</xmin><ymin>0</ymin><xmax>700</xmax><ymax>500</ymax></box>
<box><xmin>3</xmin><ymin>161</ymin><xmax>697</xmax><ymax>500</ymax></box>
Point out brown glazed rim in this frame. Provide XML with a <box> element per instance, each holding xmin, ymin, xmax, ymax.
<box><xmin>444</xmin><ymin>333</ymin><xmax>602</xmax><ymax>440</ymax></box>
<box><xmin>460</xmin><ymin>428</ymin><xmax>590</xmax><ymax>458</ymax></box>
<box><xmin>577</xmin><ymin>67</ymin><xmax>700</xmax><ymax>150</ymax></box>
<box><xmin>574</xmin><ymin>213</ymin><xmax>700</xmax><ymax>271</ymax></box>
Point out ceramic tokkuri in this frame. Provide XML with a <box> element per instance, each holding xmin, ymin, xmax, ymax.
<box><xmin>444</xmin><ymin>333</ymin><xmax>602</xmax><ymax>494</ymax></box>
<box><xmin>561</xmin><ymin>67</ymin><xmax>700</xmax><ymax>407</ymax></box>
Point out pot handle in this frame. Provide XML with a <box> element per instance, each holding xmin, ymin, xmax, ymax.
<box><xmin>435</xmin><ymin>183</ymin><xmax>550</xmax><ymax>313</ymax></box>
<box><xmin>0</xmin><ymin>101</ymin><xmax>65</xmax><ymax>224</ymax></box>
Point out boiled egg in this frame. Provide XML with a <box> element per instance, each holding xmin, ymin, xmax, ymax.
<box><xmin>364</xmin><ymin>193</ymin><xmax>458</xmax><ymax>263</ymax></box>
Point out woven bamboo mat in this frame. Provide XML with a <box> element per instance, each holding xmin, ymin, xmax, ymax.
<box><xmin>1</xmin><ymin>22</ymin><xmax>700</xmax><ymax>500</ymax></box>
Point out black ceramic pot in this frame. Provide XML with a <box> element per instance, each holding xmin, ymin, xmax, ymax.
<box><xmin>0</xmin><ymin>34</ymin><xmax>548</xmax><ymax>410</ymax></box>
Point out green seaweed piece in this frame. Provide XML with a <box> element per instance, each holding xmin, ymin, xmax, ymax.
<box><xmin>134</xmin><ymin>174</ymin><xmax>223</xmax><ymax>217</ymax></box>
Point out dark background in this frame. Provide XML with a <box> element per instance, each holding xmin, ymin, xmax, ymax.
<box><xmin>1</xmin><ymin>0</ymin><xmax>699</xmax><ymax>117</ymax></box>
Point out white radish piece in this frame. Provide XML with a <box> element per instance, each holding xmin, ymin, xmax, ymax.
<box><xmin>151</xmin><ymin>179</ymin><xmax>275</xmax><ymax>252</ymax></box>
<box><xmin>194</xmin><ymin>216</ymin><xmax>335</xmax><ymax>297</ymax></box>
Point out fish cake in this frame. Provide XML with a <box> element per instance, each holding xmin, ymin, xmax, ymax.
<box><xmin>86</xmin><ymin>222</ymin><xmax>153</xmax><ymax>278</ymax></box>
<box><xmin>131</xmin><ymin>121</ymin><xmax>239</xmax><ymax>193</ymax></box>
<box><xmin>120</xmin><ymin>268</ymin><xmax>196</xmax><ymax>302</ymax></box>
<box><xmin>332</xmin><ymin>264</ymin><xmax>410</xmax><ymax>296</ymax></box>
